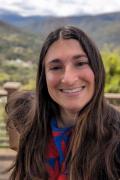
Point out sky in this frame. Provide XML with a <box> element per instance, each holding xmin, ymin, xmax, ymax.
<box><xmin>0</xmin><ymin>0</ymin><xmax>120</xmax><ymax>17</ymax></box>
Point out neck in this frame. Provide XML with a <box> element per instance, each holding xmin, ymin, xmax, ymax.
<box><xmin>57</xmin><ymin>108</ymin><xmax>78</xmax><ymax>128</ymax></box>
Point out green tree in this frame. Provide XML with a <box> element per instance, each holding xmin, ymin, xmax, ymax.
<box><xmin>102</xmin><ymin>50</ymin><xmax>120</xmax><ymax>93</ymax></box>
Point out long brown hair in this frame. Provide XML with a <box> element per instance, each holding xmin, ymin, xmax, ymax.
<box><xmin>10</xmin><ymin>26</ymin><xmax>120</xmax><ymax>180</ymax></box>
<box><xmin>6</xmin><ymin>91</ymin><xmax>35</xmax><ymax>134</ymax></box>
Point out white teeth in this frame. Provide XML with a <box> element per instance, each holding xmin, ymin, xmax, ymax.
<box><xmin>61</xmin><ymin>87</ymin><xmax>85</xmax><ymax>93</ymax></box>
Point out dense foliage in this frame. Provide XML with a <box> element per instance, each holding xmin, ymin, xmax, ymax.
<box><xmin>102</xmin><ymin>50</ymin><xmax>120</xmax><ymax>93</ymax></box>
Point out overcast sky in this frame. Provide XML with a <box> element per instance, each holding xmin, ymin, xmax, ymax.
<box><xmin>0</xmin><ymin>0</ymin><xmax>120</xmax><ymax>16</ymax></box>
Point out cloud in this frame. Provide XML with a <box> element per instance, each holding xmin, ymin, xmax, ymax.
<box><xmin>0</xmin><ymin>0</ymin><xmax>120</xmax><ymax>16</ymax></box>
<box><xmin>83</xmin><ymin>0</ymin><xmax>120</xmax><ymax>14</ymax></box>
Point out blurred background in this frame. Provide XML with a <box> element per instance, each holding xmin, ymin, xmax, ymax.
<box><xmin>0</xmin><ymin>0</ymin><xmax>120</xmax><ymax>92</ymax></box>
<box><xmin>0</xmin><ymin>0</ymin><xmax>120</xmax><ymax>179</ymax></box>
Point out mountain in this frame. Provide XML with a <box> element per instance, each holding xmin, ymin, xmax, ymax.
<box><xmin>0</xmin><ymin>20</ymin><xmax>22</xmax><ymax>34</ymax></box>
<box><xmin>0</xmin><ymin>9</ymin><xmax>25</xmax><ymax>22</ymax></box>
<box><xmin>0</xmin><ymin>10</ymin><xmax>120</xmax><ymax>48</ymax></box>
<box><xmin>0</xmin><ymin>19</ymin><xmax>41</xmax><ymax>64</ymax></box>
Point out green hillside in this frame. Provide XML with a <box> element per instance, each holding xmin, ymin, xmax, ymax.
<box><xmin>0</xmin><ymin>20</ymin><xmax>40</xmax><ymax>89</ymax></box>
<box><xmin>0</xmin><ymin>15</ymin><xmax>120</xmax><ymax>92</ymax></box>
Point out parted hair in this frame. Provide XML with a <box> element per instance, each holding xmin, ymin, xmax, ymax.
<box><xmin>10</xmin><ymin>26</ymin><xmax>120</xmax><ymax>180</ymax></box>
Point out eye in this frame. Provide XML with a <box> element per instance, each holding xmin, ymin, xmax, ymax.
<box><xmin>76</xmin><ymin>61</ymin><xmax>89</xmax><ymax>67</ymax></box>
<box><xmin>49</xmin><ymin>66</ymin><xmax>62</xmax><ymax>71</ymax></box>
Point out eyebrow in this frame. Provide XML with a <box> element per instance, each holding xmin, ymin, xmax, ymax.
<box><xmin>47</xmin><ymin>59</ymin><xmax>62</xmax><ymax>65</ymax></box>
<box><xmin>72</xmin><ymin>54</ymin><xmax>87</xmax><ymax>59</ymax></box>
<box><xmin>47</xmin><ymin>54</ymin><xmax>88</xmax><ymax>65</ymax></box>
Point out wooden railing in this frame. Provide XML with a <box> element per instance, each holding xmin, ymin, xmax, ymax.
<box><xmin>0</xmin><ymin>82</ymin><xmax>120</xmax><ymax>147</ymax></box>
<box><xmin>105</xmin><ymin>93</ymin><xmax>120</xmax><ymax>111</ymax></box>
<box><xmin>0</xmin><ymin>82</ymin><xmax>120</xmax><ymax>105</ymax></box>
<box><xmin>0</xmin><ymin>82</ymin><xmax>21</xmax><ymax>148</ymax></box>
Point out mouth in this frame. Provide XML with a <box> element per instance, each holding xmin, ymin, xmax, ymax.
<box><xmin>59</xmin><ymin>86</ymin><xmax>86</xmax><ymax>94</ymax></box>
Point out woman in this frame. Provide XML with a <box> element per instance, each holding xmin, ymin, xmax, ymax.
<box><xmin>10</xmin><ymin>26</ymin><xmax>120</xmax><ymax>180</ymax></box>
<box><xmin>6</xmin><ymin>91</ymin><xmax>35</xmax><ymax>151</ymax></box>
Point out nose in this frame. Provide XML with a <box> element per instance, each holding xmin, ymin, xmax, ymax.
<box><xmin>61</xmin><ymin>67</ymin><xmax>78</xmax><ymax>85</ymax></box>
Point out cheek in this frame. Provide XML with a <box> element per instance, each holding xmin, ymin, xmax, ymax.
<box><xmin>87</xmin><ymin>71</ymin><xmax>94</xmax><ymax>83</ymax></box>
<box><xmin>46</xmin><ymin>72</ymin><xmax>59</xmax><ymax>89</ymax></box>
<box><xmin>82</xmin><ymin>68</ymin><xmax>95</xmax><ymax>85</ymax></box>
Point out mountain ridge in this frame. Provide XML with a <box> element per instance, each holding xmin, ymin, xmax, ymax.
<box><xmin>0</xmin><ymin>10</ymin><xmax>120</xmax><ymax>48</ymax></box>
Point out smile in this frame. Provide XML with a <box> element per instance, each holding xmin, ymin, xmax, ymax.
<box><xmin>60</xmin><ymin>86</ymin><xmax>85</xmax><ymax>93</ymax></box>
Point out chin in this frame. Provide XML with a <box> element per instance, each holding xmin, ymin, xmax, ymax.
<box><xmin>65</xmin><ymin>104</ymin><xmax>88</xmax><ymax>112</ymax></box>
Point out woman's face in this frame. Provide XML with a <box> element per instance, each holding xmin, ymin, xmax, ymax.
<box><xmin>45</xmin><ymin>39</ymin><xmax>95</xmax><ymax>114</ymax></box>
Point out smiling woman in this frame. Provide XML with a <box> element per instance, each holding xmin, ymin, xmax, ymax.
<box><xmin>45</xmin><ymin>39</ymin><xmax>95</xmax><ymax>127</ymax></box>
<box><xmin>9</xmin><ymin>26</ymin><xmax>120</xmax><ymax>180</ymax></box>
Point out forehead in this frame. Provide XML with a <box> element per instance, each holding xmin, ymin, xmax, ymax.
<box><xmin>45</xmin><ymin>39</ymin><xmax>87</xmax><ymax>63</ymax></box>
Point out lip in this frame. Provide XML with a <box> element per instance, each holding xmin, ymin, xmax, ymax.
<box><xmin>59</xmin><ymin>86</ymin><xmax>86</xmax><ymax>96</ymax></box>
